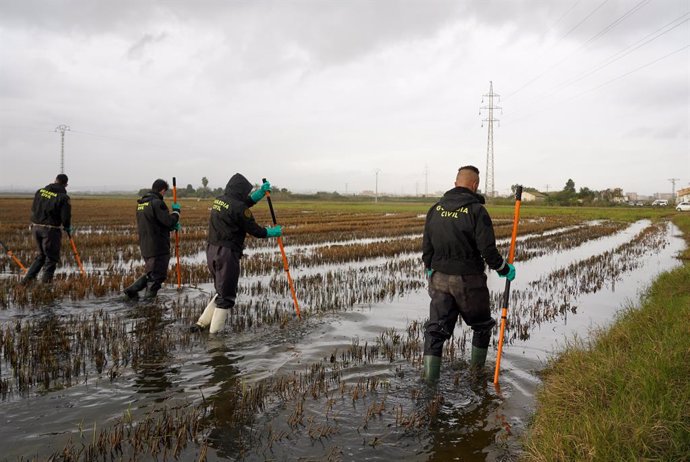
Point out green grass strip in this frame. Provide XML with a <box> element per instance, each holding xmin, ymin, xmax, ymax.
<box><xmin>523</xmin><ymin>214</ymin><xmax>690</xmax><ymax>462</ymax></box>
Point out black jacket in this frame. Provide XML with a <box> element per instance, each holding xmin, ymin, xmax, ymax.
<box><xmin>31</xmin><ymin>183</ymin><xmax>71</xmax><ymax>229</ymax></box>
<box><xmin>208</xmin><ymin>173</ymin><xmax>267</xmax><ymax>254</ymax></box>
<box><xmin>136</xmin><ymin>190</ymin><xmax>180</xmax><ymax>258</ymax></box>
<box><xmin>422</xmin><ymin>187</ymin><xmax>508</xmax><ymax>276</ymax></box>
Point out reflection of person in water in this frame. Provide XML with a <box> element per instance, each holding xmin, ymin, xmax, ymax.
<box><xmin>131</xmin><ymin>305</ymin><xmax>177</xmax><ymax>395</ymax></box>
<box><xmin>201</xmin><ymin>338</ymin><xmax>245</xmax><ymax>458</ymax></box>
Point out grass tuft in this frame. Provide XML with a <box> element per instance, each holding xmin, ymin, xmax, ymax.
<box><xmin>523</xmin><ymin>214</ymin><xmax>690</xmax><ymax>462</ymax></box>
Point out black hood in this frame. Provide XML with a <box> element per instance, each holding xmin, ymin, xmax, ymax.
<box><xmin>45</xmin><ymin>183</ymin><xmax>67</xmax><ymax>194</ymax></box>
<box><xmin>138</xmin><ymin>190</ymin><xmax>163</xmax><ymax>204</ymax></box>
<box><xmin>439</xmin><ymin>187</ymin><xmax>485</xmax><ymax>209</ymax></box>
<box><xmin>225</xmin><ymin>173</ymin><xmax>253</xmax><ymax>200</ymax></box>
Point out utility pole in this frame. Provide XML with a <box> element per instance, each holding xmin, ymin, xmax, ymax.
<box><xmin>480</xmin><ymin>82</ymin><xmax>501</xmax><ymax>198</ymax></box>
<box><xmin>669</xmin><ymin>178</ymin><xmax>680</xmax><ymax>202</ymax></box>
<box><xmin>374</xmin><ymin>169</ymin><xmax>381</xmax><ymax>203</ymax></box>
<box><xmin>55</xmin><ymin>124</ymin><xmax>70</xmax><ymax>173</ymax></box>
<box><xmin>424</xmin><ymin>164</ymin><xmax>429</xmax><ymax>197</ymax></box>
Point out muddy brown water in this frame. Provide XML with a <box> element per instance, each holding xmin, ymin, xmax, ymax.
<box><xmin>0</xmin><ymin>220</ymin><xmax>684</xmax><ymax>461</ymax></box>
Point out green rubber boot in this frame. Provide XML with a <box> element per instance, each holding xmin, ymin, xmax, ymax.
<box><xmin>123</xmin><ymin>276</ymin><xmax>148</xmax><ymax>299</ymax></box>
<box><xmin>423</xmin><ymin>355</ymin><xmax>442</xmax><ymax>382</ymax></box>
<box><xmin>470</xmin><ymin>346</ymin><xmax>488</xmax><ymax>369</ymax></box>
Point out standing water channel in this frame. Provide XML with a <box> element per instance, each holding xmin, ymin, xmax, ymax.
<box><xmin>0</xmin><ymin>217</ymin><xmax>684</xmax><ymax>461</ymax></box>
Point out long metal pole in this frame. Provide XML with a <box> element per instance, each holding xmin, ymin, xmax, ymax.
<box><xmin>262</xmin><ymin>179</ymin><xmax>301</xmax><ymax>319</ymax></box>
<box><xmin>67</xmin><ymin>231</ymin><xmax>86</xmax><ymax>277</ymax></box>
<box><xmin>0</xmin><ymin>241</ymin><xmax>28</xmax><ymax>273</ymax></box>
<box><xmin>493</xmin><ymin>185</ymin><xmax>522</xmax><ymax>385</ymax></box>
<box><xmin>172</xmin><ymin>177</ymin><xmax>181</xmax><ymax>289</ymax></box>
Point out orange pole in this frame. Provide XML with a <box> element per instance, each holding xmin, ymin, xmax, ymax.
<box><xmin>172</xmin><ymin>177</ymin><xmax>181</xmax><ymax>289</ymax></box>
<box><xmin>68</xmin><ymin>234</ymin><xmax>86</xmax><ymax>277</ymax></box>
<box><xmin>493</xmin><ymin>186</ymin><xmax>522</xmax><ymax>385</ymax></box>
<box><xmin>277</xmin><ymin>235</ymin><xmax>301</xmax><ymax>319</ymax></box>
<box><xmin>0</xmin><ymin>241</ymin><xmax>28</xmax><ymax>273</ymax></box>
<box><xmin>262</xmin><ymin>179</ymin><xmax>301</xmax><ymax>319</ymax></box>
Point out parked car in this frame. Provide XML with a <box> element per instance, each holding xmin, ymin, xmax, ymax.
<box><xmin>652</xmin><ymin>199</ymin><xmax>668</xmax><ymax>206</ymax></box>
<box><xmin>676</xmin><ymin>201</ymin><xmax>690</xmax><ymax>212</ymax></box>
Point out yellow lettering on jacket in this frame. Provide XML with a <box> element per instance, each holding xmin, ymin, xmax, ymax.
<box><xmin>212</xmin><ymin>199</ymin><xmax>230</xmax><ymax>212</ymax></box>
<box><xmin>39</xmin><ymin>189</ymin><xmax>58</xmax><ymax>200</ymax></box>
<box><xmin>137</xmin><ymin>202</ymin><xmax>150</xmax><ymax>211</ymax></box>
<box><xmin>435</xmin><ymin>204</ymin><xmax>469</xmax><ymax>218</ymax></box>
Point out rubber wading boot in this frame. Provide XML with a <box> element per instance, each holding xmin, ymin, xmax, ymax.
<box><xmin>470</xmin><ymin>346</ymin><xmax>488</xmax><ymax>369</ymax></box>
<box><xmin>41</xmin><ymin>273</ymin><xmax>54</xmax><ymax>284</ymax></box>
<box><xmin>123</xmin><ymin>276</ymin><xmax>148</xmax><ymax>299</ymax></box>
<box><xmin>22</xmin><ymin>259</ymin><xmax>44</xmax><ymax>285</ymax></box>
<box><xmin>191</xmin><ymin>294</ymin><xmax>218</xmax><ymax>332</ymax></box>
<box><xmin>423</xmin><ymin>355</ymin><xmax>442</xmax><ymax>382</ymax></box>
<box><xmin>209</xmin><ymin>308</ymin><xmax>228</xmax><ymax>334</ymax></box>
<box><xmin>143</xmin><ymin>283</ymin><xmax>159</xmax><ymax>300</ymax></box>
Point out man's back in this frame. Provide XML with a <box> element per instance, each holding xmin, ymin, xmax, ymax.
<box><xmin>31</xmin><ymin>183</ymin><xmax>70</xmax><ymax>228</ymax></box>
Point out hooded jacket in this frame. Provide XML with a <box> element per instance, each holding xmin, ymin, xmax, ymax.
<box><xmin>136</xmin><ymin>190</ymin><xmax>179</xmax><ymax>258</ymax></box>
<box><xmin>422</xmin><ymin>186</ymin><xmax>508</xmax><ymax>275</ymax></box>
<box><xmin>208</xmin><ymin>173</ymin><xmax>267</xmax><ymax>254</ymax></box>
<box><xmin>31</xmin><ymin>183</ymin><xmax>71</xmax><ymax>229</ymax></box>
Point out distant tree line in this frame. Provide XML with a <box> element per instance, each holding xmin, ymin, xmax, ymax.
<box><xmin>509</xmin><ymin>179</ymin><xmax>626</xmax><ymax>206</ymax></box>
<box><xmin>138</xmin><ymin>177</ymin><xmax>292</xmax><ymax>199</ymax></box>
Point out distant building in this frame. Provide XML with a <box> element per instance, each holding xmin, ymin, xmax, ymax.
<box><xmin>677</xmin><ymin>186</ymin><xmax>690</xmax><ymax>203</ymax></box>
<box><xmin>522</xmin><ymin>190</ymin><xmax>547</xmax><ymax>202</ymax></box>
<box><xmin>654</xmin><ymin>192</ymin><xmax>673</xmax><ymax>201</ymax></box>
<box><xmin>627</xmin><ymin>192</ymin><xmax>638</xmax><ymax>201</ymax></box>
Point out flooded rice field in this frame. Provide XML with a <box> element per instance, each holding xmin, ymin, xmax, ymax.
<box><xmin>0</xmin><ymin>198</ymin><xmax>684</xmax><ymax>461</ymax></box>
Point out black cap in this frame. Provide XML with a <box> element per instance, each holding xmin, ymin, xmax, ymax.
<box><xmin>56</xmin><ymin>174</ymin><xmax>68</xmax><ymax>185</ymax></box>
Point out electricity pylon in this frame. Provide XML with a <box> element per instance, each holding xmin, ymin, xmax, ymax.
<box><xmin>55</xmin><ymin>124</ymin><xmax>71</xmax><ymax>173</ymax></box>
<box><xmin>480</xmin><ymin>82</ymin><xmax>501</xmax><ymax>198</ymax></box>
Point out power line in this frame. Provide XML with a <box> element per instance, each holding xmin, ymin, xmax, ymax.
<box><xmin>549</xmin><ymin>0</ymin><xmax>584</xmax><ymax>32</ymax></box>
<box><xmin>555</xmin><ymin>13</ymin><xmax>688</xmax><ymax>92</ymax></box>
<box><xmin>510</xmin><ymin>12</ymin><xmax>689</xmax><ymax>118</ymax></box>
<box><xmin>69</xmin><ymin>128</ymin><xmax>181</xmax><ymax>151</ymax></box>
<box><xmin>560</xmin><ymin>0</ymin><xmax>612</xmax><ymax>40</ymax></box>
<box><xmin>511</xmin><ymin>44</ymin><xmax>689</xmax><ymax>124</ymax></box>
<box><xmin>580</xmin><ymin>0</ymin><xmax>651</xmax><ymax>48</ymax></box>
<box><xmin>577</xmin><ymin>44</ymin><xmax>689</xmax><ymax>95</ymax></box>
<box><xmin>505</xmin><ymin>0</ymin><xmax>651</xmax><ymax>100</ymax></box>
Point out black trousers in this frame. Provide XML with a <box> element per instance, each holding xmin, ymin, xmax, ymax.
<box><xmin>424</xmin><ymin>272</ymin><xmax>496</xmax><ymax>357</ymax></box>
<box><xmin>144</xmin><ymin>254</ymin><xmax>170</xmax><ymax>291</ymax></box>
<box><xmin>206</xmin><ymin>243</ymin><xmax>240</xmax><ymax>309</ymax></box>
<box><xmin>25</xmin><ymin>226</ymin><xmax>62</xmax><ymax>282</ymax></box>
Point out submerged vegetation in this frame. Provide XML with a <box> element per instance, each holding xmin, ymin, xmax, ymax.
<box><xmin>0</xmin><ymin>196</ymin><xmax>684</xmax><ymax>460</ymax></box>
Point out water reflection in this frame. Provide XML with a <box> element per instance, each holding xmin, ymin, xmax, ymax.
<box><xmin>200</xmin><ymin>337</ymin><xmax>245</xmax><ymax>458</ymax></box>
<box><xmin>131</xmin><ymin>304</ymin><xmax>178</xmax><ymax>399</ymax></box>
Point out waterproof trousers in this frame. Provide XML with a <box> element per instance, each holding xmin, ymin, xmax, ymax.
<box><xmin>206</xmin><ymin>243</ymin><xmax>240</xmax><ymax>309</ymax></box>
<box><xmin>424</xmin><ymin>272</ymin><xmax>496</xmax><ymax>357</ymax></box>
<box><xmin>144</xmin><ymin>254</ymin><xmax>170</xmax><ymax>292</ymax></box>
<box><xmin>24</xmin><ymin>226</ymin><xmax>62</xmax><ymax>282</ymax></box>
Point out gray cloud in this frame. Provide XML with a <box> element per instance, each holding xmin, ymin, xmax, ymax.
<box><xmin>0</xmin><ymin>0</ymin><xmax>687</xmax><ymax>195</ymax></box>
<box><xmin>127</xmin><ymin>32</ymin><xmax>168</xmax><ymax>60</ymax></box>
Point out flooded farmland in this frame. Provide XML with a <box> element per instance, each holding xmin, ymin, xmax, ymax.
<box><xmin>0</xmin><ymin>198</ymin><xmax>684</xmax><ymax>461</ymax></box>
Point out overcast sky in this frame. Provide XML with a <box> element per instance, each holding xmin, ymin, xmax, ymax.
<box><xmin>1</xmin><ymin>0</ymin><xmax>688</xmax><ymax>196</ymax></box>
